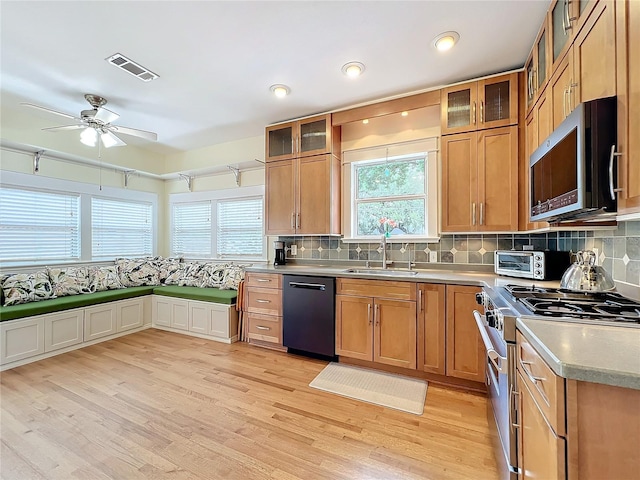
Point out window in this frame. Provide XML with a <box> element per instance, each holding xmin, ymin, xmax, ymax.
<box><xmin>172</xmin><ymin>201</ymin><xmax>212</xmax><ymax>257</ymax></box>
<box><xmin>217</xmin><ymin>198</ymin><xmax>263</xmax><ymax>258</ymax></box>
<box><xmin>92</xmin><ymin>197</ymin><xmax>153</xmax><ymax>259</ymax></box>
<box><xmin>0</xmin><ymin>187</ymin><xmax>80</xmax><ymax>262</ymax></box>
<box><xmin>343</xmin><ymin>138</ymin><xmax>439</xmax><ymax>241</ymax></box>
<box><xmin>354</xmin><ymin>156</ymin><xmax>426</xmax><ymax>236</ymax></box>
<box><xmin>170</xmin><ymin>186</ymin><xmax>265</xmax><ymax>260</ymax></box>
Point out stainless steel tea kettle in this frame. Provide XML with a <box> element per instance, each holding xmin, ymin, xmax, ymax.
<box><xmin>560</xmin><ymin>250</ymin><xmax>616</xmax><ymax>292</ymax></box>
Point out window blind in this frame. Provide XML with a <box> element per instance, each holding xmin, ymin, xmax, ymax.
<box><xmin>0</xmin><ymin>187</ymin><xmax>80</xmax><ymax>262</ymax></box>
<box><xmin>172</xmin><ymin>201</ymin><xmax>212</xmax><ymax>256</ymax></box>
<box><xmin>217</xmin><ymin>198</ymin><xmax>263</xmax><ymax>258</ymax></box>
<box><xmin>91</xmin><ymin>197</ymin><xmax>153</xmax><ymax>259</ymax></box>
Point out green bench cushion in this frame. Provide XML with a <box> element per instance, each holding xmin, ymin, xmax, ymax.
<box><xmin>152</xmin><ymin>286</ymin><xmax>237</xmax><ymax>304</ymax></box>
<box><xmin>0</xmin><ymin>286</ymin><xmax>156</xmax><ymax>322</ymax></box>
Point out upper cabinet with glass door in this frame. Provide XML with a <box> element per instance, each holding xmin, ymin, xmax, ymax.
<box><xmin>526</xmin><ymin>18</ymin><xmax>550</xmax><ymax>114</ymax></box>
<box><xmin>441</xmin><ymin>73</ymin><xmax>519</xmax><ymax>135</ymax></box>
<box><xmin>265</xmin><ymin>114</ymin><xmax>334</xmax><ymax>162</ymax></box>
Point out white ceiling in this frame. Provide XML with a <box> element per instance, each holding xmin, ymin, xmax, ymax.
<box><xmin>1</xmin><ymin>1</ymin><xmax>548</xmax><ymax>156</ymax></box>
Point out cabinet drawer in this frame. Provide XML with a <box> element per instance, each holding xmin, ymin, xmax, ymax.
<box><xmin>337</xmin><ymin>278</ymin><xmax>416</xmax><ymax>301</ymax></box>
<box><xmin>517</xmin><ymin>330</ymin><xmax>565</xmax><ymax>435</ymax></box>
<box><xmin>245</xmin><ymin>272</ymin><xmax>282</xmax><ymax>289</ymax></box>
<box><xmin>245</xmin><ymin>287</ymin><xmax>282</xmax><ymax>316</ymax></box>
<box><xmin>247</xmin><ymin>313</ymin><xmax>282</xmax><ymax>344</ymax></box>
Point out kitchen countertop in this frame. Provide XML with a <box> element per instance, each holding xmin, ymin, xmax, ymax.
<box><xmin>245</xmin><ymin>263</ymin><xmax>561</xmax><ymax>289</ymax></box>
<box><xmin>246</xmin><ymin>263</ymin><xmax>640</xmax><ymax>390</ymax></box>
<box><xmin>516</xmin><ymin>317</ymin><xmax>640</xmax><ymax>390</ymax></box>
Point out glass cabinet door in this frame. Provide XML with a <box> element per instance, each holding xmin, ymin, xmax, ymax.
<box><xmin>551</xmin><ymin>0</ymin><xmax>572</xmax><ymax>67</ymax></box>
<box><xmin>478</xmin><ymin>73</ymin><xmax>518</xmax><ymax>129</ymax></box>
<box><xmin>537</xmin><ymin>30</ymin><xmax>547</xmax><ymax>89</ymax></box>
<box><xmin>266</xmin><ymin>123</ymin><xmax>294</xmax><ymax>162</ymax></box>
<box><xmin>441</xmin><ymin>82</ymin><xmax>477</xmax><ymax>135</ymax></box>
<box><xmin>298</xmin><ymin>115</ymin><xmax>330</xmax><ymax>157</ymax></box>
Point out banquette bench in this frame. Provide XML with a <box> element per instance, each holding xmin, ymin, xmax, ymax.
<box><xmin>0</xmin><ymin>258</ymin><xmax>243</xmax><ymax>371</ymax></box>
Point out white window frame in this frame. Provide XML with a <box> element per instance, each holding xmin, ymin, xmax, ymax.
<box><xmin>342</xmin><ymin>139</ymin><xmax>440</xmax><ymax>242</ymax></box>
<box><xmin>169</xmin><ymin>185</ymin><xmax>266</xmax><ymax>261</ymax></box>
<box><xmin>0</xmin><ymin>171</ymin><xmax>158</xmax><ymax>267</ymax></box>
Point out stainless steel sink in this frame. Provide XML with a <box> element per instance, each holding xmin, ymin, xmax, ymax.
<box><xmin>344</xmin><ymin>268</ymin><xmax>419</xmax><ymax>276</ymax></box>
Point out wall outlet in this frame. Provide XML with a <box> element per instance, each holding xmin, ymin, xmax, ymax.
<box><xmin>290</xmin><ymin>244</ymin><xmax>297</xmax><ymax>256</ymax></box>
<box><xmin>429</xmin><ymin>251</ymin><xmax>438</xmax><ymax>263</ymax></box>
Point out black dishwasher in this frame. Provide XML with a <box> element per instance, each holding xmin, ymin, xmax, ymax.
<box><xmin>283</xmin><ymin>275</ymin><xmax>336</xmax><ymax>358</ymax></box>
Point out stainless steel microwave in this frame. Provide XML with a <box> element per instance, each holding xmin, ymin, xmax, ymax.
<box><xmin>529</xmin><ymin>97</ymin><xmax>617</xmax><ymax>223</ymax></box>
<box><xmin>494</xmin><ymin>250</ymin><xmax>572</xmax><ymax>280</ymax></box>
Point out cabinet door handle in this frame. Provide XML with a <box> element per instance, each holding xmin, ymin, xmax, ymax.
<box><xmin>569</xmin><ymin>82</ymin><xmax>578</xmax><ymax>112</ymax></box>
<box><xmin>291</xmin><ymin>212</ymin><xmax>295</xmax><ymax>229</ymax></box>
<box><xmin>472</xmin><ymin>202</ymin><xmax>477</xmax><ymax>226</ymax></box>
<box><xmin>418</xmin><ymin>288</ymin><xmax>423</xmax><ymax>313</ymax></box>
<box><xmin>480</xmin><ymin>202</ymin><xmax>485</xmax><ymax>226</ymax></box>
<box><xmin>563</xmin><ymin>88</ymin><xmax>568</xmax><ymax>119</ymax></box>
<box><xmin>480</xmin><ymin>100</ymin><xmax>484</xmax><ymax>123</ymax></box>
<box><xmin>375</xmin><ymin>303</ymin><xmax>380</xmax><ymax>326</ymax></box>
<box><xmin>367</xmin><ymin>303</ymin><xmax>372</xmax><ymax>325</ymax></box>
<box><xmin>472</xmin><ymin>101</ymin><xmax>477</xmax><ymax>125</ymax></box>
<box><xmin>564</xmin><ymin>0</ymin><xmax>574</xmax><ymax>32</ymax></box>
<box><xmin>528</xmin><ymin>70</ymin><xmax>533</xmax><ymax>98</ymax></box>
<box><xmin>256</xmin><ymin>278</ymin><xmax>271</xmax><ymax>283</ymax></box>
<box><xmin>256</xmin><ymin>325</ymin><xmax>271</xmax><ymax>331</ymax></box>
<box><xmin>562</xmin><ymin>0</ymin><xmax>568</xmax><ymax>31</ymax></box>
<box><xmin>609</xmin><ymin>144</ymin><xmax>624</xmax><ymax>200</ymax></box>
<box><xmin>255</xmin><ymin>299</ymin><xmax>271</xmax><ymax>304</ymax></box>
<box><xmin>296</xmin><ymin>213</ymin><xmax>300</xmax><ymax>229</ymax></box>
<box><xmin>519</xmin><ymin>359</ymin><xmax>545</xmax><ymax>384</ymax></box>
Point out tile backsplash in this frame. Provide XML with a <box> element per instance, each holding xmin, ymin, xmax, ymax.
<box><xmin>279</xmin><ymin>221</ymin><xmax>640</xmax><ymax>287</ymax></box>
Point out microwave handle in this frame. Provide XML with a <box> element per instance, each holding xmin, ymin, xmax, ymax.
<box><xmin>609</xmin><ymin>145</ymin><xmax>623</xmax><ymax>200</ymax></box>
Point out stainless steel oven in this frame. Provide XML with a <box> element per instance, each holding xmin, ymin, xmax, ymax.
<box><xmin>475</xmin><ymin>288</ymin><xmax>519</xmax><ymax>480</ymax></box>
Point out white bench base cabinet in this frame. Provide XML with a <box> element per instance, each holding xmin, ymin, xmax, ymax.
<box><xmin>0</xmin><ymin>294</ymin><xmax>238</xmax><ymax>371</ymax></box>
<box><xmin>1</xmin><ymin>296</ymin><xmax>152</xmax><ymax>371</ymax></box>
<box><xmin>151</xmin><ymin>295</ymin><xmax>239</xmax><ymax>344</ymax></box>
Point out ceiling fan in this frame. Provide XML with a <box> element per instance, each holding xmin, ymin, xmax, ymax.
<box><xmin>21</xmin><ymin>94</ymin><xmax>158</xmax><ymax>148</ymax></box>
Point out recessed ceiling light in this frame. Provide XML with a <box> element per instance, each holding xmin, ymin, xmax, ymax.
<box><xmin>433</xmin><ymin>31</ymin><xmax>460</xmax><ymax>51</ymax></box>
<box><xmin>270</xmin><ymin>84</ymin><xmax>290</xmax><ymax>98</ymax></box>
<box><xmin>401</xmin><ymin>111</ymin><xmax>409</xmax><ymax>117</ymax></box>
<box><xmin>342</xmin><ymin>62</ymin><xmax>365</xmax><ymax>78</ymax></box>
<box><xmin>362</xmin><ymin>119</ymin><xmax>369</xmax><ymax>124</ymax></box>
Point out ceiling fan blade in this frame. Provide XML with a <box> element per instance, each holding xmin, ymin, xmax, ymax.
<box><xmin>94</xmin><ymin>106</ymin><xmax>119</xmax><ymax>124</ymax></box>
<box><xmin>42</xmin><ymin>124</ymin><xmax>86</xmax><ymax>132</ymax></box>
<box><xmin>111</xmin><ymin>125</ymin><xmax>157</xmax><ymax>141</ymax></box>
<box><xmin>101</xmin><ymin>131</ymin><xmax>126</xmax><ymax>148</ymax></box>
<box><xmin>20</xmin><ymin>102</ymin><xmax>78</xmax><ymax>120</ymax></box>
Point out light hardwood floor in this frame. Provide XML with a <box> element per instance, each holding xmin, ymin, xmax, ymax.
<box><xmin>1</xmin><ymin>329</ymin><xmax>500</xmax><ymax>480</ymax></box>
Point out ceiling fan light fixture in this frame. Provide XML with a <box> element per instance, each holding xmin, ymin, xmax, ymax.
<box><xmin>433</xmin><ymin>31</ymin><xmax>460</xmax><ymax>51</ymax></box>
<box><xmin>80</xmin><ymin>127</ymin><xmax>98</xmax><ymax>147</ymax></box>
<box><xmin>270</xmin><ymin>84</ymin><xmax>290</xmax><ymax>98</ymax></box>
<box><xmin>342</xmin><ymin>62</ymin><xmax>365</xmax><ymax>78</ymax></box>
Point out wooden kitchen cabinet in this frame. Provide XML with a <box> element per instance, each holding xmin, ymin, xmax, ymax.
<box><xmin>441</xmin><ymin>73</ymin><xmax>518</xmax><ymax>135</ymax></box>
<box><xmin>615</xmin><ymin>0</ymin><xmax>640</xmax><ymax>214</ymax></box>
<box><xmin>518</xmin><ymin>371</ymin><xmax>567</xmax><ymax>480</ymax></box>
<box><xmin>442</xmin><ymin>126</ymin><xmax>518</xmax><ymax>232</ymax></box>
<box><xmin>244</xmin><ymin>272</ymin><xmax>284</xmax><ymax>350</ymax></box>
<box><xmin>572</xmin><ymin>0</ymin><xmax>616</xmax><ymax>104</ymax></box>
<box><xmin>417</xmin><ymin>283</ymin><xmax>446</xmax><ymax>375</ymax></box>
<box><xmin>336</xmin><ymin>279</ymin><xmax>417</xmax><ymax>370</ymax></box>
<box><xmin>265</xmin><ymin>154</ymin><xmax>341</xmax><ymax>235</ymax></box>
<box><xmin>445</xmin><ymin>285</ymin><xmax>485</xmax><ymax>383</ymax></box>
<box><xmin>265</xmin><ymin>114</ymin><xmax>335</xmax><ymax>162</ymax></box>
<box><xmin>525</xmin><ymin>18</ymin><xmax>550</xmax><ymax>113</ymax></box>
<box><xmin>550</xmin><ymin>46</ymin><xmax>575</xmax><ymax>129</ymax></box>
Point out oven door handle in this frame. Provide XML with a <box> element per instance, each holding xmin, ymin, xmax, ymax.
<box><xmin>474</xmin><ymin>310</ymin><xmax>508</xmax><ymax>374</ymax></box>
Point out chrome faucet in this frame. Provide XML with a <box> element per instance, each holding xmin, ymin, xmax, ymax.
<box><xmin>381</xmin><ymin>234</ymin><xmax>387</xmax><ymax>269</ymax></box>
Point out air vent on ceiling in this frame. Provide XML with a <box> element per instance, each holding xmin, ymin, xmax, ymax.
<box><xmin>105</xmin><ymin>53</ymin><xmax>159</xmax><ymax>82</ymax></box>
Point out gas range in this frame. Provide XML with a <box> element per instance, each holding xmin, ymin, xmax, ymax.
<box><xmin>500</xmin><ymin>284</ymin><xmax>640</xmax><ymax>327</ymax></box>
